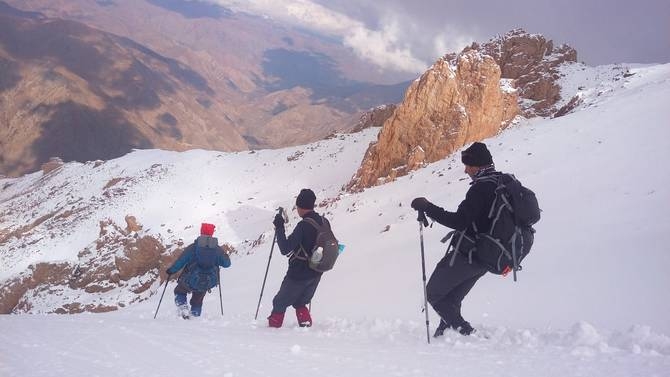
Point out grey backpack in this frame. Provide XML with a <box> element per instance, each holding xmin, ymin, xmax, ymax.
<box><xmin>184</xmin><ymin>236</ymin><xmax>220</xmax><ymax>292</ymax></box>
<box><xmin>296</xmin><ymin>217</ymin><xmax>340</xmax><ymax>272</ymax></box>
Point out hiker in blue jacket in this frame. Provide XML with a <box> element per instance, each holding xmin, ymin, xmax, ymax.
<box><xmin>166</xmin><ymin>223</ymin><xmax>231</xmax><ymax>318</ymax></box>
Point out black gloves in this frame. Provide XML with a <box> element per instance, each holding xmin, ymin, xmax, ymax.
<box><xmin>411</xmin><ymin>197</ymin><xmax>431</xmax><ymax>212</ymax></box>
<box><xmin>273</xmin><ymin>213</ymin><xmax>285</xmax><ymax>229</ymax></box>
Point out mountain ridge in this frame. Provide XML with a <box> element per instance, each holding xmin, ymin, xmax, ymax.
<box><xmin>0</xmin><ymin>0</ymin><xmax>410</xmax><ymax>176</ymax></box>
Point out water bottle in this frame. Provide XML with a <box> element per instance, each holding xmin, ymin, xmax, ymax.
<box><xmin>311</xmin><ymin>247</ymin><xmax>323</xmax><ymax>263</ymax></box>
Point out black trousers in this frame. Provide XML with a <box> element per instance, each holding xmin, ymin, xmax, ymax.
<box><xmin>271</xmin><ymin>275</ymin><xmax>321</xmax><ymax>313</ymax></box>
<box><xmin>426</xmin><ymin>252</ymin><xmax>487</xmax><ymax>327</ymax></box>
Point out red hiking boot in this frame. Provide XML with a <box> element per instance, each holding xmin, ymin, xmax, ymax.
<box><xmin>268</xmin><ymin>312</ymin><xmax>284</xmax><ymax>328</ymax></box>
<box><xmin>295</xmin><ymin>306</ymin><xmax>312</xmax><ymax>327</ymax></box>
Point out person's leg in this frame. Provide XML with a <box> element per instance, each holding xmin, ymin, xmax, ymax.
<box><xmin>189</xmin><ymin>291</ymin><xmax>206</xmax><ymax>317</ymax></box>
<box><xmin>174</xmin><ymin>281</ymin><xmax>191</xmax><ymax>318</ymax></box>
<box><xmin>292</xmin><ymin>276</ymin><xmax>321</xmax><ymax>308</ymax></box>
<box><xmin>440</xmin><ymin>272</ymin><xmax>485</xmax><ymax>335</ymax></box>
<box><xmin>269</xmin><ymin>275</ymin><xmax>304</xmax><ymax>327</ymax></box>
<box><xmin>292</xmin><ymin>276</ymin><xmax>321</xmax><ymax>327</ymax></box>
<box><xmin>427</xmin><ymin>253</ymin><xmax>486</xmax><ymax>336</ymax></box>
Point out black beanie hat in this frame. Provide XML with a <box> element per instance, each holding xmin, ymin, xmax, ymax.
<box><xmin>295</xmin><ymin>188</ymin><xmax>316</xmax><ymax>210</ymax></box>
<box><xmin>461</xmin><ymin>142</ymin><xmax>493</xmax><ymax>167</ymax></box>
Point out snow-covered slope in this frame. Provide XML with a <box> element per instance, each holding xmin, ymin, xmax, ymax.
<box><xmin>0</xmin><ymin>129</ymin><xmax>377</xmax><ymax>281</ymax></box>
<box><xmin>1</xmin><ymin>62</ymin><xmax>669</xmax><ymax>376</ymax></box>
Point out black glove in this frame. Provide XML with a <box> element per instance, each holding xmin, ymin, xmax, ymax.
<box><xmin>273</xmin><ymin>213</ymin><xmax>285</xmax><ymax>229</ymax></box>
<box><xmin>411</xmin><ymin>197</ymin><xmax>431</xmax><ymax>212</ymax></box>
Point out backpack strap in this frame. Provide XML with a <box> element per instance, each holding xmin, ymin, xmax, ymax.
<box><xmin>290</xmin><ymin>216</ymin><xmax>325</xmax><ymax>262</ymax></box>
<box><xmin>302</xmin><ymin>216</ymin><xmax>324</xmax><ymax>231</ymax></box>
<box><xmin>301</xmin><ymin>217</ymin><xmax>321</xmax><ymax>260</ymax></box>
<box><xmin>443</xmin><ymin>230</ymin><xmax>476</xmax><ymax>267</ymax></box>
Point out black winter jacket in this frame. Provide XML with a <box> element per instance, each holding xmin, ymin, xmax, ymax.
<box><xmin>276</xmin><ymin>211</ymin><xmax>324</xmax><ymax>280</ymax></box>
<box><xmin>424</xmin><ymin>168</ymin><xmax>499</xmax><ymax>237</ymax></box>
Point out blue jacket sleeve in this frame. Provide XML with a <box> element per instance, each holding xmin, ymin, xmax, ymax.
<box><xmin>276</xmin><ymin>221</ymin><xmax>306</xmax><ymax>256</ymax></box>
<box><xmin>217</xmin><ymin>249</ymin><xmax>231</xmax><ymax>268</ymax></box>
<box><xmin>166</xmin><ymin>245</ymin><xmax>195</xmax><ymax>275</ymax></box>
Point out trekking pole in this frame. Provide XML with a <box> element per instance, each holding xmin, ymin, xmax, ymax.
<box><xmin>154</xmin><ymin>273</ymin><xmax>171</xmax><ymax>319</ymax></box>
<box><xmin>218</xmin><ymin>268</ymin><xmax>224</xmax><ymax>316</ymax></box>
<box><xmin>254</xmin><ymin>207</ymin><xmax>285</xmax><ymax>320</ymax></box>
<box><xmin>417</xmin><ymin>211</ymin><xmax>431</xmax><ymax>344</ymax></box>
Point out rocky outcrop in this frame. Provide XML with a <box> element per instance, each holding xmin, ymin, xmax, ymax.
<box><xmin>447</xmin><ymin>29</ymin><xmax>577</xmax><ymax>116</ymax></box>
<box><xmin>348</xmin><ymin>50</ymin><xmax>519</xmax><ymax>190</ymax></box>
<box><xmin>351</xmin><ymin>104</ymin><xmax>397</xmax><ymax>133</ymax></box>
<box><xmin>348</xmin><ymin>29</ymin><xmax>578</xmax><ymax>191</ymax></box>
<box><xmin>0</xmin><ymin>216</ymin><xmax>181</xmax><ymax>314</ymax></box>
<box><xmin>553</xmin><ymin>95</ymin><xmax>583</xmax><ymax>118</ymax></box>
<box><xmin>40</xmin><ymin>157</ymin><xmax>64</xmax><ymax>175</ymax></box>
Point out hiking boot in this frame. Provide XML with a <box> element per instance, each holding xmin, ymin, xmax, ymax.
<box><xmin>268</xmin><ymin>312</ymin><xmax>285</xmax><ymax>328</ymax></box>
<box><xmin>190</xmin><ymin>305</ymin><xmax>202</xmax><ymax>318</ymax></box>
<box><xmin>433</xmin><ymin>320</ymin><xmax>449</xmax><ymax>338</ymax></box>
<box><xmin>175</xmin><ymin>293</ymin><xmax>187</xmax><ymax>306</ymax></box>
<box><xmin>177</xmin><ymin>304</ymin><xmax>190</xmax><ymax>319</ymax></box>
<box><xmin>295</xmin><ymin>306</ymin><xmax>312</xmax><ymax>327</ymax></box>
<box><xmin>455</xmin><ymin>322</ymin><xmax>475</xmax><ymax>336</ymax></box>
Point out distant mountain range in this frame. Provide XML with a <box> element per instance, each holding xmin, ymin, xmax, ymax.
<box><xmin>0</xmin><ymin>0</ymin><xmax>410</xmax><ymax>176</ymax></box>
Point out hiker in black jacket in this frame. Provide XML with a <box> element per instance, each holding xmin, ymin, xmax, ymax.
<box><xmin>267</xmin><ymin>188</ymin><xmax>324</xmax><ymax>328</ymax></box>
<box><xmin>411</xmin><ymin>142</ymin><xmax>499</xmax><ymax>336</ymax></box>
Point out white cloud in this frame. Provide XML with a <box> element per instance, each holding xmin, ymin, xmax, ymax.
<box><xmin>432</xmin><ymin>32</ymin><xmax>473</xmax><ymax>59</ymax></box>
<box><xmin>207</xmin><ymin>0</ymin><xmax>430</xmax><ymax>73</ymax></box>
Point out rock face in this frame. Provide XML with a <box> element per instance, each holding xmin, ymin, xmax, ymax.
<box><xmin>0</xmin><ymin>217</ymin><xmax>180</xmax><ymax>314</ymax></box>
<box><xmin>348</xmin><ymin>29</ymin><xmax>578</xmax><ymax>191</ymax></box>
<box><xmin>448</xmin><ymin>29</ymin><xmax>577</xmax><ymax>116</ymax></box>
<box><xmin>348</xmin><ymin>50</ymin><xmax>520</xmax><ymax>190</ymax></box>
<box><xmin>350</xmin><ymin>104</ymin><xmax>397</xmax><ymax>133</ymax></box>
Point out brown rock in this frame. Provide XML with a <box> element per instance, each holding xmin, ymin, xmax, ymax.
<box><xmin>40</xmin><ymin>157</ymin><xmax>64</xmax><ymax>175</ymax></box>
<box><xmin>0</xmin><ymin>262</ymin><xmax>71</xmax><ymax>314</ymax></box>
<box><xmin>348</xmin><ymin>50</ymin><xmax>519</xmax><ymax>190</ymax></box>
<box><xmin>553</xmin><ymin>95</ymin><xmax>583</xmax><ymax>118</ymax></box>
<box><xmin>460</xmin><ymin>29</ymin><xmax>577</xmax><ymax>116</ymax></box>
<box><xmin>0</xmin><ymin>218</ymin><xmax>174</xmax><ymax>314</ymax></box>
<box><xmin>125</xmin><ymin>215</ymin><xmax>142</xmax><ymax>233</ymax></box>
<box><xmin>351</xmin><ymin>105</ymin><xmax>397</xmax><ymax>133</ymax></box>
<box><xmin>115</xmin><ymin>235</ymin><xmax>165</xmax><ymax>281</ymax></box>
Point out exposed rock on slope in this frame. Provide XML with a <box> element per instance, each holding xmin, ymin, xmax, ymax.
<box><xmin>0</xmin><ymin>216</ymin><xmax>178</xmax><ymax>314</ymax></box>
<box><xmin>348</xmin><ymin>29</ymin><xmax>578</xmax><ymax>191</ymax></box>
<box><xmin>348</xmin><ymin>50</ymin><xmax>520</xmax><ymax>190</ymax></box>
<box><xmin>447</xmin><ymin>28</ymin><xmax>577</xmax><ymax>116</ymax></box>
<box><xmin>351</xmin><ymin>104</ymin><xmax>397</xmax><ymax>133</ymax></box>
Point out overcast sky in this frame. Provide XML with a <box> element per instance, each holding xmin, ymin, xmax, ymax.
<box><xmin>212</xmin><ymin>0</ymin><xmax>670</xmax><ymax>74</ymax></box>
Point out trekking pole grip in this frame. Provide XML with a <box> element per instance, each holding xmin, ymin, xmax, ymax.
<box><xmin>417</xmin><ymin>211</ymin><xmax>429</xmax><ymax>227</ymax></box>
<box><xmin>278</xmin><ymin>206</ymin><xmax>288</xmax><ymax>223</ymax></box>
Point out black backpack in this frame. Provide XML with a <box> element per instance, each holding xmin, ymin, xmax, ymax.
<box><xmin>184</xmin><ymin>236</ymin><xmax>220</xmax><ymax>291</ymax></box>
<box><xmin>443</xmin><ymin>173</ymin><xmax>540</xmax><ymax>281</ymax></box>
<box><xmin>293</xmin><ymin>216</ymin><xmax>340</xmax><ymax>273</ymax></box>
